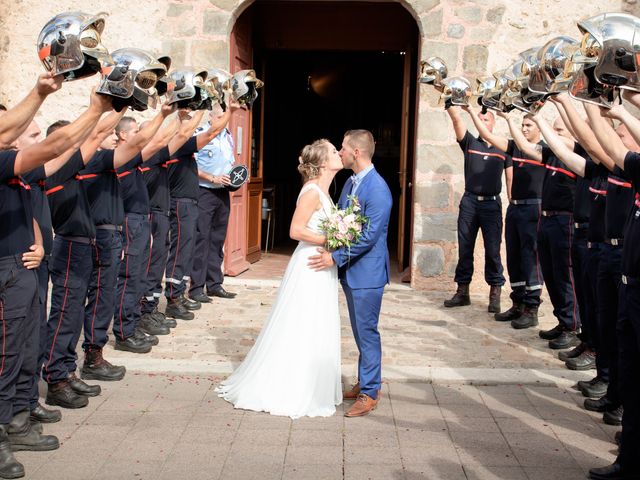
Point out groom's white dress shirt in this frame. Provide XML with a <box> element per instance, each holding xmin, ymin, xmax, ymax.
<box><xmin>351</xmin><ymin>164</ymin><xmax>375</xmax><ymax>196</ymax></box>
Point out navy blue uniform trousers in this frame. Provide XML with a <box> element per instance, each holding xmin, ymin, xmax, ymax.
<box><xmin>44</xmin><ymin>238</ymin><xmax>92</xmax><ymax>384</ymax></box>
<box><xmin>83</xmin><ymin>229</ymin><xmax>122</xmax><ymax>351</ymax></box>
<box><xmin>29</xmin><ymin>259</ymin><xmax>49</xmax><ymax>409</ymax></box>
<box><xmin>0</xmin><ymin>255</ymin><xmax>38</xmax><ymax>423</ymax></box>
<box><xmin>189</xmin><ymin>187</ymin><xmax>230</xmax><ymax>296</ymax></box>
<box><xmin>616</xmin><ymin>279</ymin><xmax>640</xmax><ymax>472</ymax></box>
<box><xmin>454</xmin><ymin>194</ymin><xmax>505</xmax><ymax>286</ymax></box>
<box><xmin>572</xmin><ymin>227</ymin><xmax>590</xmax><ymax>344</ymax></box>
<box><xmin>141</xmin><ymin>211</ymin><xmax>170</xmax><ymax>314</ymax></box>
<box><xmin>165</xmin><ymin>198</ymin><xmax>198</xmax><ymax>301</ymax></box>
<box><xmin>585</xmin><ymin>244</ymin><xmax>607</xmax><ymax>381</ymax></box>
<box><xmin>114</xmin><ymin>213</ymin><xmax>150</xmax><ymax>340</ymax></box>
<box><xmin>505</xmin><ymin>203</ymin><xmax>542</xmax><ymax>306</ymax></box>
<box><xmin>598</xmin><ymin>245</ymin><xmax>623</xmax><ymax>405</ymax></box>
<box><xmin>537</xmin><ymin>214</ymin><xmax>581</xmax><ymax>332</ymax></box>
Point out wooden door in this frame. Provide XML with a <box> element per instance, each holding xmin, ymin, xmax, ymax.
<box><xmin>225</xmin><ymin>13</ymin><xmax>252</xmax><ymax>276</ymax></box>
<box><xmin>396</xmin><ymin>49</ymin><xmax>412</xmax><ymax>271</ymax></box>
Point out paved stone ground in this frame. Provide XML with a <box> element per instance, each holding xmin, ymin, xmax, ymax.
<box><xmin>21</xmin><ymin>253</ymin><xmax>613</xmax><ymax>479</ymax></box>
<box><xmin>22</xmin><ymin>379</ymin><xmax>618</xmax><ymax>480</ymax></box>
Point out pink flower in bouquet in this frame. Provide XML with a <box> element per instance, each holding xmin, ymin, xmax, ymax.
<box><xmin>338</xmin><ymin>221</ymin><xmax>348</xmax><ymax>234</ymax></box>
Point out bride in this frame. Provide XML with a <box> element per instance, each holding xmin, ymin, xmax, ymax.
<box><xmin>215</xmin><ymin>139</ymin><xmax>344</xmax><ymax>418</ymax></box>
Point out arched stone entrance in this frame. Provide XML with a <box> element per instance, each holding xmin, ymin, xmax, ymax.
<box><xmin>223</xmin><ymin>0</ymin><xmax>422</xmax><ymax>280</ymax></box>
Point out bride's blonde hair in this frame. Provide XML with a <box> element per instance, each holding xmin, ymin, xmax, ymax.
<box><xmin>298</xmin><ymin>139</ymin><xmax>330</xmax><ymax>182</ymax></box>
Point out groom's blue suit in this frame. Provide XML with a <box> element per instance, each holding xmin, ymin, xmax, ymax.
<box><xmin>332</xmin><ymin>166</ymin><xmax>392</xmax><ymax>400</ymax></box>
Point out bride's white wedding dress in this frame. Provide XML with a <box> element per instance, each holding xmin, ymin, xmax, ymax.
<box><xmin>215</xmin><ymin>183</ymin><xmax>342</xmax><ymax>418</ymax></box>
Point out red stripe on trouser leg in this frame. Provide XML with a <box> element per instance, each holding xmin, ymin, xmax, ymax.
<box><xmin>169</xmin><ymin>202</ymin><xmax>182</xmax><ymax>299</ymax></box>
<box><xmin>117</xmin><ymin>217</ymin><xmax>130</xmax><ymax>340</ymax></box>
<box><xmin>567</xmin><ymin>221</ymin><xmax>578</xmax><ymax>330</ymax></box>
<box><xmin>44</xmin><ymin>242</ymin><xmax>73</xmax><ymax>383</ymax></box>
<box><xmin>146</xmin><ymin>213</ymin><xmax>153</xmax><ymax>276</ymax></box>
<box><xmin>0</xmin><ymin>302</ymin><xmax>5</xmax><ymax>376</ymax></box>
<box><xmin>88</xmin><ymin>243</ymin><xmax>102</xmax><ymax>345</ymax></box>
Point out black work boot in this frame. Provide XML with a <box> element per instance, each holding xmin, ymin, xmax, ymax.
<box><xmin>511</xmin><ymin>306</ymin><xmax>539</xmax><ymax>329</ymax></box>
<box><xmin>7</xmin><ymin>411</ymin><xmax>59</xmax><ymax>452</ymax></box>
<box><xmin>45</xmin><ymin>380</ymin><xmax>88</xmax><ymax>409</ymax></box>
<box><xmin>559</xmin><ymin>342</ymin><xmax>587</xmax><ymax>362</ymax></box>
<box><xmin>580</xmin><ymin>378</ymin><xmax>609</xmax><ymax>398</ymax></box>
<box><xmin>494</xmin><ymin>302</ymin><xmax>523</xmax><ymax>322</ymax></box>
<box><xmin>29</xmin><ymin>403</ymin><xmax>61</xmax><ymax>424</ymax></box>
<box><xmin>138</xmin><ymin>314</ymin><xmax>170</xmax><ymax>336</ymax></box>
<box><xmin>565</xmin><ymin>349</ymin><xmax>596</xmax><ymax>370</ymax></box>
<box><xmin>0</xmin><ymin>426</ymin><xmax>23</xmax><ymax>479</ymax></box>
<box><xmin>165</xmin><ymin>299</ymin><xmax>194</xmax><ymax>320</ymax></box>
<box><xmin>134</xmin><ymin>328</ymin><xmax>158</xmax><ymax>346</ymax></box>
<box><xmin>549</xmin><ymin>330</ymin><xmax>580</xmax><ymax>350</ymax></box>
<box><xmin>443</xmin><ymin>284</ymin><xmax>470</xmax><ymax>308</ymax></box>
<box><xmin>151</xmin><ymin>307</ymin><xmax>176</xmax><ymax>328</ymax></box>
<box><xmin>539</xmin><ymin>324</ymin><xmax>564</xmax><ymax>340</ymax></box>
<box><xmin>584</xmin><ymin>395</ymin><xmax>619</xmax><ymax>413</ymax></box>
<box><xmin>81</xmin><ymin>346</ymin><xmax>126</xmax><ymax>381</ymax></box>
<box><xmin>603</xmin><ymin>406</ymin><xmax>623</xmax><ymax>426</ymax></box>
<box><xmin>488</xmin><ymin>285</ymin><xmax>501</xmax><ymax>313</ymax></box>
<box><xmin>68</xmin><ymin>373</ymin><xmax>101</xmax><ymax>397</ymax></box>
<box><xmin>180</xmin><ymin>295</ymin><xmax>201</xmax><ymax>311</ymax></box>
<box><xmin>115</xmin><ymin>335</ymin><xmax>152</xmax><ymax>354</ymax></box>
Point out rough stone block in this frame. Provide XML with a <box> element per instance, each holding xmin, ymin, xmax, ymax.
<box><xmin>415</xmin><ymin>213</ymin><xmax>458</xmax><ymax>242</ymax></box>
<box><xmin>415</xmin><ymin>245</ymin><xmax>445</xmax><ymax>277</ymax></box>
<box><xmin>203</xmin><ymin>10</ymin><xmax>232</xmax><ymax>35</ymax></box>
<box><xmin>422</xmin><ymin>41</ymin><xmax>458</xmax><ymax>72</ymax></box>
<box><xmin>416</xmin><ymin>144</ymin><xmax>463</xmax><ymax>176</ymax></box>
<box><xmin>486</xmin><ymin>6</ymin><xmax>506</xmax><ymax>25</ymax></box>
<box><xmin>162</xmin><ymin>39</ymin><xmax>187</xmax><ymax>66</ymax></box>
<box><xmin>423</xmin><ymin>10</ymin><xmax>443</xmax><ymax>38</ymax></box>
<box><xmin>415</xmin><ymin>182</ymin><xmax>450</xmax><ymax>209</ymax></box>
<box><xmin>167</xmin><ymin>4</ymin><xmax>193</xmax><ymax>17</ymax></box>
<box><xmin>420</xmin><ymin>84</ymin><xmax>442</xmax><ymax>108</ymax></box>
<box><xmin>468</xmin><ymin>27</ymin><xmax>496</xmax><ymax>43</ymax></box>
<box><xmin>209</xmin><ymin>0</ymin><xmax>241</xmax><ymax>11</ymax></box>
<box><xmin>191</xmin><ymin>40</ymin><xmax>229</xmax><ymax>68</ymax></box>
<box><xmin>447</xmin><ymin>24</ymin><xmax>465</xmax><ymax>39</ymax></box>
<box><xmin>409</xmin><ymin>0</ymin><xmax>441</xmax><ymax>15</ymax></box>
<box><xmin>455</xmin><ymin>6</ymin><xmax>482</xmax><ymax>24</ymax></box>
<box><xmin>463</xmin><ymin>45</ymin><xmax>489</xmax><ymax>74</ymax></box>
<box><xmin>417</xmin><ymin>110</ymin><xmax>450</xmax><ymax>143</ymax></box>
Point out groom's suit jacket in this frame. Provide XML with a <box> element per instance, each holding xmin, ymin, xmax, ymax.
<box><xmin>332</xmin><ymin>166</ymin><xmax>393</xmax><ymax>289</ymax></box>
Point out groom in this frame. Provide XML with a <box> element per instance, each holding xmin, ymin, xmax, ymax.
<box><xmin>309</xmin><ymin>129</ymin><xmax>392</xmax><ymax>417</ymax></box>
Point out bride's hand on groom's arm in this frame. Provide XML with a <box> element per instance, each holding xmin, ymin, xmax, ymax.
<box><xmin>308</xmin><ymin>247</ymin><xmax>335</xmax><ymax>271</ymax></box>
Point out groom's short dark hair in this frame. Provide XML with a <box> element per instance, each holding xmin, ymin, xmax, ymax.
<box><xmin>344</xmin><ymin>130</ymin><xmax>375</xmax><ymax>158</ymax></box>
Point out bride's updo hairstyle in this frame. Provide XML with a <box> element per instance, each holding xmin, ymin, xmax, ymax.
<box><xmin>298</xmin><ymin>139</ymin><xmax>330</xmax><ymax>182</ymax></box>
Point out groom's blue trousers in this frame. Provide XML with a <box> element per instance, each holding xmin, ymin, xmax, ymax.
<box><xmin>342</xmin><ymin>282</ymin><xmax>384</xmax><ymax>400</ymax></box>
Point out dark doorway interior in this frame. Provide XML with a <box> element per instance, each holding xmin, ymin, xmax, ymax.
<box><xmin>257</xmin><ymin>50</ymin><xmax>405</xmax><ymax>253</ymax></box>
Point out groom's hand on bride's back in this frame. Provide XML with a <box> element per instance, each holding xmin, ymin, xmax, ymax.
<box><xmin>308</xmin><ymin>248</ymin><xmax>335</xmax><ymax>271</ymax></box>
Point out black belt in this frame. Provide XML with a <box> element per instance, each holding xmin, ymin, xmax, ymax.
<box><xmin>510</xmin><ymin>198</ymin><xmax>541</xmax><ymax>205</ymax></box>
<box><xmin>96</xmin><ymin>224</ymin><xmax>123</xmax><ymax>232</ymax></box>
<box><xmin>622</xmin><ymin>274</ymin><xmax>640</xmax><ymax>286</ymax></box>
<box><xmin>542</xmin><ymin>210</ymin><xmax>572</xmax><ymax>217</ymax></box>
<box><xmin>174</xmin><ymin>197</ymin><xmax>198</xmax><ymax>205</ymax></box>
<box><xmin>57</xmin><ymin>235</ymin><xmax>94</xmax><ymax>245</ymax></box>
<box><xmin>606</xmin><ymin>238</ymin><xmax>623</xmax><ymax>246</ymax></box>
<box><xmin>466</xmin><ymin>192</ymin><xmax>498</xmax><ymax>201</ymax></box>
<box><xmin>574</xmin><ymin>222</ymin><xmax>589</xmax><ymax>229</ymax></box>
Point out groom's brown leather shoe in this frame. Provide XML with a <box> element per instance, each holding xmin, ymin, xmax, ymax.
<box><xmin>343</xmin><ymin>383</ymin><xmax>360</xmax><ymax>400</ymax></box>
<box><xmin>345</xmin><ymin>394</ymin><xmax>378</xmax><ymax>417</ymax></box>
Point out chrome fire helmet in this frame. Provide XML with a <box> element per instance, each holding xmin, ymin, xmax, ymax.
<box><xmin>529</xmin><ymin>36</ymin><xmax>580</xmax><ymax>94</ymax></box>
<box><xmin>419</xmin><ymin>57</ymin><xmax>448</xmax><ymax>89</ymax></box>
<box><xmin>440</xmin><ymin>76</ymin><xmax>472</xmax><ymax>108</ymax></box>
<box><xmin>579</xmin><ymin>13</ymin><xmax>640</xmax><ymax>91</ymax></box>
<box><xmin>153</xmin><ymin>54</ymin><xmax>172</xmax><ymax>97</ymax></box>
<box><xmin>96</xmin><ymin>48</ymin><xmax>168</xmax><ymax>112</ymax></box>
<box><xmin>229</xmin><ymin>70</ymin><xmax>264</xmax><ymax>109</ymax></box>
<box><xmin>206</xmin><ymin>68</ymin><xmax>233</xmax><ymax>111</ymax></box>
<box><xmin>480</xmin><ymin>70</ymin><xmax>508</xmax><ymax>111</ymax></box>
<box><xmin>164</xmin><ymin>68</ymin><xmax>209</xmax><ymax>110</ymax></box>
<box><xmin>37</xmin><ymin>11</ymin><xmax>109</xmax><ymax>81</ymax></box>
<box><xmin>569</xmin><ymin>64</ymin><xmax>619</xmax><ymax>108</ymax></box>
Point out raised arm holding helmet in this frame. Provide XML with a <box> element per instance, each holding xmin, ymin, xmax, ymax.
<box><xmin>603</xmin><ymin>103</ymin><xmax>640</xmax><ymax>149</ymax></box>
<box><xmin>463</xmin><ymin>105</ymin><xmax>509</xmax><ymax>152</ymax></box>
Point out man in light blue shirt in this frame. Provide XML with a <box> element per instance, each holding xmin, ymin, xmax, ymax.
<box><xmin>189</xmin><ymin>111</ymin><xmax>238</xmax><ymax>301</ymax></box>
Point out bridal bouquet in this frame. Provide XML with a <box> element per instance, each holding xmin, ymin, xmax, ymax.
<box><xmin>321</xmin><ymin>195</ymin><xmax>369</xmax><ymax>250</ymax></box>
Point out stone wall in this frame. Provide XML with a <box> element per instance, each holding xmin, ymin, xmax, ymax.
<box><xmin>0</xmin><ymin>0</ymin><xmax>629</xmax><ymax>291</ymax></box>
